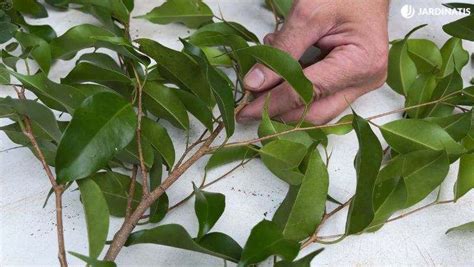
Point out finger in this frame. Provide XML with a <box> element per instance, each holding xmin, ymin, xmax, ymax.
<box><xmin>237</xmin><ymin>82</ymin><xmax>304</xmax><ymax>123</ymax></box>
<box><xmin>277</xmin><ymin>87</ymin><xmax>366</xmax><ymax>124</ymax></box>
<box><xmin>243</xmin><ymin>21</ymin><xmax>325</xmax><ymax>92</ymax></box>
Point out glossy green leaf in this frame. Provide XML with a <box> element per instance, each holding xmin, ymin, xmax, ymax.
<box><xmin>181</xmin><ymin>39</ymin><xmax>235</xmax><ymax>136</ymax></box>
<box><xmin>191</xmin><ymin>21</ymin><xmax>259</xmax><ymax>43</ymax></box>
<box><xmin>239</xmin><ymin>220</ymin><xmax>299</xmax><ymax>266</ymax></box>
<box><xmin>346</xmin><ymin>113</ymin><xmax>383</xmax><ymax>234</ymax></box>
<box><xmin>258</xmin><ymin>102</ymin><xmax>314</xmax><ymax>148</ymax></box>
<box><xmin>322</xmin><ymin>114</ymin><xmax>354</xmax><ymax>135</ymax></box>
<box><xmin>369</xmin><ymin>150</ymin><xmax>449</xmax><ymax>230</ymax></box>
<box><xmin>174</xmin><ymin>89</ymin><xmax>213</xmax><ymax>131</ymax></box>
<box><xmin>273</xmin><ymin>150</ymin><xmax>328</xmax><ymax>241</ymax></box>
<box><xmin>259</xmin><ymin>140</ymin><xmax>307</xmax><ymax>185</ymax></box>
<box><xmin>236</xmin><ymin>45</ymin><xmax>313</xmax><ymax>104</ymax></box>
<box><xmin>201</xmin><ymin>47</ymin><xmax>232</xmax><ymax>67</ymax></box>
<box><xmin>137</xmin><ymin>39</ymin><xmax>211</xmax><ymax>104</ymax></box>
<box><xmin>12</xmin><ymin>0</ymin><xmax>47</xmax><ymax>18</ymax></box>
<box><xmin>143</xmin><ymin>82</ymin><xmax>189</xmax><ymax>130</ymax></box>
<box><xmin>136</xmin><ymin>0</ymin><xmax>213</xmax><ymax>28</ymax></box>
<box><xmin>90</xmin><ymin>172</ymin><xmax>143</xmax><ymax>217</ymax></box>
<box><xmin>77</xmin><ymin>178</ymin><xmax>109</xmax><ymax>259</ymax></box>
<box><xmin>424</xmin><ymin>70</ymin><xmax>463</xmax><ymax>117</ymax></box>
<box><xmin>405</xmin><ymin>73</ymin><xmax>437</xmax><ymax>118</ymax></box>
<box><xmin>455</xmin><ymin>154</ymin><xmax>474</xmax><ymax>201</ymax></box>
<box><xmin>149</xmin><ymin>156</ymin><xmax>169</xmax><ymax>223</ymax></box>
<box><xmin>7</xmin><ymin>11</ymin><xmax>57</xmax><ymax>42</ymax></box>
<box><xmin>206</xmin><ymin>146</ymin><xmax>259</xmax><ymax>171</ymax></box>
<box><xmin>439</xmin><ymin>37</ymin><xmax>469</xmax><ymax>78</ymax></box>
<box><xmin>462</xmin><ymin>128</ymin><xmax>474</xmax><ymax>151</ymax></box>
<box><xmin>1</xmin><ymin>49</ymin><xmax>20</xmax><ymax>70</ymax></box>
<box><xmin>0</xmin><ymin>22</ymin><xmax>17</xmax><ymax>44</ymax></box>
<box><xmin>194</xmin><ymin>185</ymin><xmax>225</xmax><ymax>238</ymax></box>
<box><xmin>387</xmin><ymin>27</ymin><xmax>421</xmax><ymax>95</ymax></box>
<box><xmin>125</xmin><ymin>224</ymin><xmax>241</xmax><ymax>262</ymax></box>
<box><xmin>443</xmin><ymin>15</ymin><xmax>474</xmax><ymax>41</ymax></box>
<box><xmin>141</xmin><ymin>117</ymin><xmax>175</xmax><ymax>169</ymax></box>
<box><xmin>197</xmin><ymin>232</ymin><xmax>242</xmax><ymax>262</ymax></box>
<box><xmin>115</xmin><ymin>136</ymin><xmax>154</xmax><ymax>168</ymax></box>
<box><xmin>446</xmin><ymin>221</ymin><xmax>474</xmax><ymax>234</ymax></box>
<box><xmin>15</xmin><ymin>31</ymin><xmax>51</xmax><ymax>73</ymax></box>
<box><xmin>9</xmin><ymin>71</ymin><xmax>96</xmax><ymax>113</ymax></box>
<box><xmin>407</xmin><ymin>39</ymin><xmax>442</xmax><ymax>73</ymax></box>
<box><xmin>380</xmin><ymin>119</ymin><xmax>466</xmax><ymax>161</ymax></box>
<box><xmin>69</xmin><ymin>251</ymin><xmax>116</xmax><ymax>267</ymax></box>
<box><xmin>71</xmin><ymin>0</ymin><xmax>130</xmax><ymax>23</ymax></box>
<box><xmin>0</xmin><ymin>64</ymin><xmax>9</xmax><ymax>84</ymax></box>
<box><xmin>426</xmin><ymin>111</ymin><xmax>472</xmax><ymax>141</ymax></box>
<box><xmin>56</xmin><ymin>92</ymin><xmax>137</xmax><ymax>183</ymax></box>
<box><xmin>0</xmin><ymin>97</ymin><xmax>62</xmax><ymax>142</ymax></box>
<box><xmin>274</xmin><ymin>248</ymin><xmax>324</xmax><ymax>267</ymax></box>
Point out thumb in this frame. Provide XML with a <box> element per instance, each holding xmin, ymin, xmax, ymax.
<box><xmin>243</xmin><ymin>25</ymin><xmax>318</xmax><ymax>92</ymax></box>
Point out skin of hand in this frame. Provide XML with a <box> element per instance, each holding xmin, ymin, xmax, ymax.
<box><xmin>237</xmin><ymin>0</ymin><xmax>390</xmax><ymax>124</ymax></box>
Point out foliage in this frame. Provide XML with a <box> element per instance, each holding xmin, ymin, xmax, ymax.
<box><xmin>0</xmin><ymin>0</ymin><xmax>473</xmax><ymax>266</ymax></box>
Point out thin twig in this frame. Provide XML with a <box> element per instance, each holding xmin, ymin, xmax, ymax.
<box><xmin>15</xmin><ymin>87</ymin><xmax>67</xmax><ymax>266</ymax></box>
<box><xmin>125</xmin><ymin>166</ymin><xmax>138</xmax><ymax>219</ymax></box>
<box><xmin>173</xmin><ymin>130</ymin><xmax>209</xmax><ymax>172</ymax></box>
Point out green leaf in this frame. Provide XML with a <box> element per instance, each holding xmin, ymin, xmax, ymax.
<box><xmin>72</xmin><ymin>0</ymin><xmax>130</xmax><ymax>23</ymax></box>
<box><xmin>346</xmin><ymin>113</ymin><xmax>383</xmax><ymax>234</ymax></box>
<box><xmin>8</xmin><ymin>71</ymin><xmax>96</xmax><ymax>113</ymax></box>
<box><xmin>446</xmin><ymin>221</ymin><xmax>474</xmax><ymax>234</ymax></box>
<box><xmin>439</xmin><ymin>38</ymin><xmax>469</xmax><ymax>78</ymax></box>
<box><xmin>387</xmin><ymin>35</ymin><xmax>418</xmax><ymax>95</ymax></box>
<box><xmin>201</xmin><ymin>47</ymin><xmax>232</xmax><ymax>67</ymax></box>
<box><xmin>69</xmin><ymin>251</ymin><xmax>116</xmax><ymax>267</ymax></box>
<box><xmin>149</xmin><ymin>156</ymin><xmax>169</xmax><ymax>223</ymax></box>
<box><xmin>136</xmin><ymin>0</ymin><xmax>213</xmax><ymax>28</ymax></box>
<box><xmin>125</xmin><ymin>224</ymin><xmax>241</xmax><ymax>262</ymax></box>
<box><xmin>181</xmin><ymin>39</ymin><xmax>235</xmax><ymax>136</ymax></box>
<box><xmin>56</xmin><ymin>92</ymin><xmax>137</xmax><ymax>183</ymax></box>
<box><xmin>191</xmin><ymin>21</ymin><xmax>260</xmax><ymax>43</ymax></box>
<box><xmin>236</xmin><ymin>45</ymin><xmax>313</xmax><ymax>104</ymax></box>
<box><xmin>443</xmin><ymin>15</ymin><xmax>474</xmax><ymax>41</ymax></box>
<box><xmin>274</xmin><ymin>248</ymin><xmax>324</xmax><ymax>267</ymax></box>
<box><xmin>259</xmin><ymin>140</ymin><xmax>307</xmax><ymax>185</ymax></box>
<box><xmin>239</xmin><ymin>220</ymin><xmax>299</xmax><ymax>266</ymax></box>
<box><xmin>0</xmin><ymin>97</ymin><xmax>62</xmax><ymax>142</ymax></box>
<box><xmin>143</xmin><ymin>82</ymin><xmax>189</xmax><ymax>130</ymax></box>
<box><xmin>265</xmin><ymin>0</ymin><xmax>293</xmax><ymax>18</ymax></box>
<box><xmin>405</xmin><ymin>73</ymin><xmax>437</xmax><ymax>118</ymax></box>
<box><xmin>407</xmin><ymin>39</ymin><xmax>442</xmax><ymax>74</ymax></box>
<box><xmin>206</xmin><ymin>146</ymin><xmax>259</xmax><ymax>171</ymax></box>
<box><xmin>455</xmin><ymin>154</ymin><xmax>474</xmax><ymax>201</ymax></box>
<box><xmin>1</xmin><ymin>49</ymin><xmax>20</xmax><ymax>70</ymax></box>
<box><xmin>137</xmin><ymin>38</ymin><xmax>211</xmax><ymax>105</ymax></box>
<box><xmin>426</xmin><ymin>111</ymin><xmax>472</xmax><ymax>141</ymax></box>
<box><xmin>63</xmin><ymin>53</ymin><xmax>131</xmax><ymax>85</ymax></box>
<box><xmin>197</xmin><ymin>232</ymin><xmax>243</xmax><ymax>262</ymax></box>
<box><xmin>194</xmin><ymin>185</ymin><xmax>225</xmax><ymax>238</ymax></box>
<box><xmin>322</xmin><ymin>114</ymin><xmax>354</xmax><ymax>135</ymax></box>
<box><xmin>141</xmin><ymin>117</ymin><xmax>175</xmax><ymax>169</ymax></box>
<box><xmin>115</xmin><ymin>136</ymin><xmax>154</xmax><ymax>168</ymax></box>
<box><xmin>0</xmin><ymin>22</ymin><xmax>18</xmax><ymax>44</ymax></box>
<box><xmin>258</xmin><ymin>102</ymin><xmax>314</xmax><ymax>148</ymax></box>
<box><xmin>424</xmin><ymin>70</ymin><xmax>463</xmax><ymax>117</ymax></box>
<box><xmin>8</xmin><ymin>11</ymin><xmax>57</xmax><ymax>42</ymax></box>
<box><xmin>77</xmin><ymin>178</ymin><xmax>110</xmax><ymax>259</ymax></box>
<box><xmin>12</xmin><ymin>0</ymin><xmax>48</xmax><ymax>18</ymax></box>
<box><xmin>380</xmin><ymin>119</ymin><xmax>466</xmax><ymax>161</ymax></box>
<box><xmin>15</xmin><ymin>31</ymin><xmax>51</xmax><ymax>73</ymax></box>
<box><xmin>0</xmin><ymin>64</ymin><xmax>9</xmax><ymax>84</ymax></box>
<box><xmin>272</xmin><ymin>150</ymin><xmax>328</xmax><ymax>241</ymax></box>
<box><xmin>369</xmin><ymin>150</ymin><xmax>449</xmax><ymax>230</ymax></box>
<box><xmin>90</xmin><ymin>171</ymin><xmax>143</xmax><ymax>217</ymax></box>
<box><xmin>174</xmin><ymin>89</ymin><xmax>213</xmax><ymax>131</ymax></box>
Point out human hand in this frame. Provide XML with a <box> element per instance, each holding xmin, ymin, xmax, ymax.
<box><xmin>237</xmin><ymin>0</ymin><xmax>390</xmax><ymax>124</ymax></box>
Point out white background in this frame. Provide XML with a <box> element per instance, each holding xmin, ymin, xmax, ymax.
<box><xmin>1</xmin><ymin>0</ymin><xmax>474</xmax><ymax>266</ymax></box>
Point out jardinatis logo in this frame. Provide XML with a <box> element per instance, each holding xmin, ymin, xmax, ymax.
<box><xmin>401</xmin><ymin>4</ymin><xmax>471</xmax><ymax>19</ymax></box>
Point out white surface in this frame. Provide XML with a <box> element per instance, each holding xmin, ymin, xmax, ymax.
<box><xmin>1</xmin><ymin>0</ymin><xmax>474</xmax><ymax>266</ymax></box>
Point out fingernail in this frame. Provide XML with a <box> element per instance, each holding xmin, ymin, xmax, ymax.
<box><xmin>244</xmin><ymin>68</ymin><xmax>265</xmax><ymax>89</ymax></box>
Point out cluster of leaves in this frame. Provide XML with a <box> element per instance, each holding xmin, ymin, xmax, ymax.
<box><xmin>0</xmin><ymin>0</ymin><xmax>473</xmax><ymax>266</ymax></box>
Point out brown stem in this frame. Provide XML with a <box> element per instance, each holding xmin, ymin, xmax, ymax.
<box><xmin>125</xmin><ymin>166</ymin><xmax>138</xmax><ymax>219</ymax></box>
<box><xmin>131</xmin><ymin>66</ymin><xmax>149</xmax><ymax>196</ymax></box>
<box><xmin>173</xmin><ymin>130</ymin><xmax>209</xmax><ymax>172</ymax></box>
<box><xmin>217</xmin><ymin>93</ymin><xmax>463</xmax><ymax>150</ymax></box>
<box><xmin>104</xmin><ymin>123</ymin><xmax>225</xmax><ymax>261</ymax></box>
<box><xmin>15</xmin><ymin>87</ymin><xmax>67</xmax><ymax>266</ymax></box>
